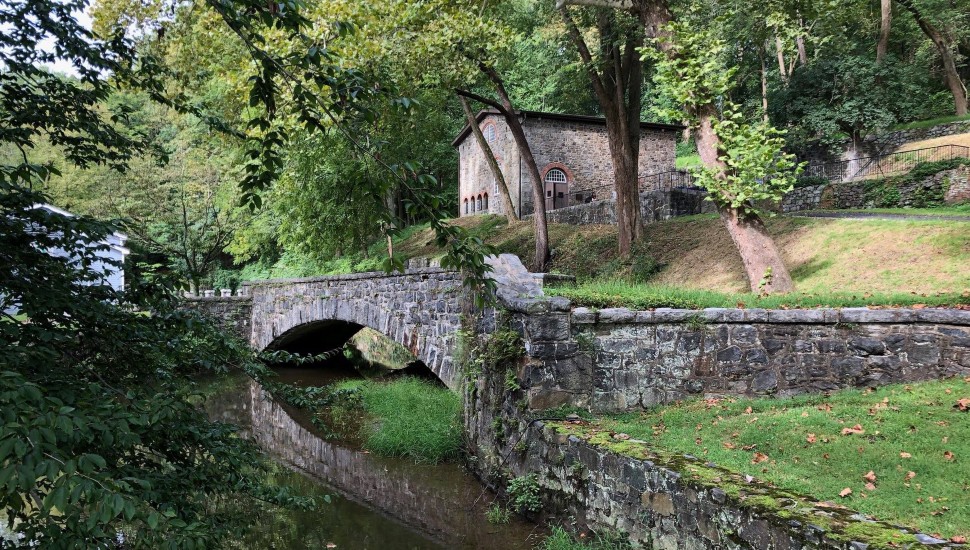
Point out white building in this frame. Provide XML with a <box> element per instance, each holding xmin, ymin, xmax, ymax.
<box><xmin>32</xmin><ymin>204</ymin><xmax>130</xmax><ymax>292</ymax></box>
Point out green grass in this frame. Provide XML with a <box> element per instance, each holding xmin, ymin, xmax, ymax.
<box><xmin>891</xmin><ymin>114</ymin><xmax>970</xmax><ymax>131</ymax></box>
<box><xmin>593</xmin><ymin>379</ymin><xmax>970</xmax><ymax>538</ymax></box>
<box><xmin>539</xmin><ymin>527</ymin><xmax>631</xmax><ymax>550</ymax></box>
<box><xmin>811</xmin><ymin>205</ymin><xmax>970</xmax><ymax>217</ymax></box>
<box><xmin>547</xmin><ymin>279</ymin><xmax>970</xmax><ymax>310</ymax></box>
<box><xmin>350</xmin><ymin>377</ymin><xmax>463</xmax><ymax>463</ymax></box>
<box><xmin>675</xmin><ymin>153</ymin><xmax>701</xmax><ymax>169</ymax></box>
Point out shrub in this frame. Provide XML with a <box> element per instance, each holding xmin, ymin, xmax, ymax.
<box><xmin>486</xmin><ymin>503</ymin><xmax>512</xmax><ymax>525</ymax></box>
<box><xmin>507</xmin><ymin>474</ymin><xmax>542</xmax><ymax>514</ymax></box>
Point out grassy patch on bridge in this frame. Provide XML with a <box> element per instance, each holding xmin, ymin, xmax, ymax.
<box><xmin>333</xmin><ymin>377</ymin><xmax>462</xmax><ymax>464</ymax></box>
<box><xmin>587</xmin><ymin>379</ymin><xmax>970</xmax><ymax>541</ymax></box>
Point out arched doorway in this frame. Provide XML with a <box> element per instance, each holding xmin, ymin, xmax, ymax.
<box><xmin>543</xmin><ymin>167</ymin><xmax>568</xmax><ymax>210</ymax></box>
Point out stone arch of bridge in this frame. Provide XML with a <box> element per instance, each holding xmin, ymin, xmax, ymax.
<box><xmin>255</xmin><ymin>297</ymin><xmax>455</xmax><ymax>389</ymax></box>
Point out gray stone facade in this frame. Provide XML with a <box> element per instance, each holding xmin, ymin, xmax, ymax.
<box><xmin>454</xmin><ymin>110</ymin><xmax>681</xmax><ymax>218</ymax></box>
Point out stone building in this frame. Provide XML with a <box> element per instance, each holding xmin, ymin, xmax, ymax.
<box><xmin>453</xmin><ymin>110</ymin><xmax>683</xmax><ymax>217</ymax></box>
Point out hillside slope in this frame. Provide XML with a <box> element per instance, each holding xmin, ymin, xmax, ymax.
<box><xmin>397</xmin><ymin>214</ymin><xmax>970</xmax><ymax>295</ymax></box>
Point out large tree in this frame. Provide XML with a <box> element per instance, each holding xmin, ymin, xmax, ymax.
<box><xmin>559</xmin><ymin>0</ymin><xmax>799</xmax><ymax>293</ymax></box>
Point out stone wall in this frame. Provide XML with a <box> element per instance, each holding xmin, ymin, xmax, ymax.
<box><xmin>573</xmin><ymin>307</ymin><xmax>970</xmax><ymax>412</ymax></box>
<box><xmin>780</xmin><ymin>165</ymin><xmax>970</xmax><ymax>212</ymax></box>
<box><xmin>182</xmin><ymin>296</ymin><xmax>253</xmax><ymax>341</ymax></box>
<box><xmin>457</xmin><ymin>113</ymin><xmax>679</xmax><ymax>218</ymax></box>
<box><xmin>533</xmin><ymin>188</ymin><xmax>716</xmax><ymax>226</ymax></box>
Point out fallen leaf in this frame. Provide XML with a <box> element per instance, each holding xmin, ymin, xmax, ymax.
<box><xmin>951</xmin><ymin>536</ymin><xmax>967</xmax><ymax>544</ymax></box>
<box><xmin>955</xmin><ymin>398</ymin><xmax>970</xmax><ymax>412</ymax></box>
<box><xmin>722</xmin><ymin>441</ymin><xmax>736</xmax><ymax>450</ymax></box>
<box><xmin>841</xmin><ymin>424</ymin><xmax>865</xmax><ymax>436</ymax></box>
<box><xmin>863</xmin><ymin>471</ymin><xmax>877</xmax><ymax>483</ymax></box>
<box><xmin>752</xmin><ymin>452</ymin><xmax>769</xmax><ymax>464</ymax></box>
<box><xmin>613</xmin><ymin>433</ymin><xmax>630</xmax><ymax>441</ymax></box>
<box><xmin>744</xmin><ymin>406</ymin><xmax>753</xmax><ymax>414</ymax></box>
<box><xmin>900</xmin><ymin>452</ymin><xmax>912</xmax><ymax>458</ymax></box>
<box><xmin>944</xmin><ymin>451</ymin><xmax>955</xmax><ymax>461</ymax></box>
<box><xmin>806</xmin><ymin>433</ymin><xmax>817</xmax><ymax>444</ymax></box>
<box><xmin>905</xmin><ymin>471</ymin><xmax>916</xmax><ymax>481</ymax></box>
<box><xmin>839</xmin><ymin>487</ymin><xmax>853</xmax><ymax>498</ymax></box>
<box><xmin>865</xmin><ymin>482</ymin><xmax>877</xmax><ymax>491</ymax></box>
<box><xmin>801</xmin><ymin>411</ymin><xmax>809</xmax><ymax>417</ymax></box>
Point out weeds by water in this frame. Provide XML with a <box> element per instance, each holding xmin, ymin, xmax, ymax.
<box><xmin>486</xmin><ymin>503</ymin><xmax>512</xmax><ymax>525</ymax></box>
<box><xmin>539</xmin><ymin>527</ymin><xmax>631</xmax><ymax>550</ymax></box>
<box><xmin>347</xmin><ymin>377</ymin><xmax>462</xmax><ymax>464</ymax></box>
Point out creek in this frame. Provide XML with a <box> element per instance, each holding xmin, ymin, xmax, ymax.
<box><xmin>205</xmin><ymin>354</ymin><xmax>542</xmax><ymax>549</ymax></box>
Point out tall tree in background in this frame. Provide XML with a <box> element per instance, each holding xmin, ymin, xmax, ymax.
<box><xmin>559</xmin><ymin>5</ymin><xmax>647</xmax><ymax>256</ymax></box>
<box><xmin>559</xmin><ymin>0</ymin><xmax>798</xmax><ymax>293</ymax></box>
<box><xmin>897</xmin><ymin>0</ymin><xmax>968</xmax><ymax>116</ymax></box>
<box><xmin>876</xmin><ymin>0</ymin><xmax>892</xmax><ymax>64</ymax></box>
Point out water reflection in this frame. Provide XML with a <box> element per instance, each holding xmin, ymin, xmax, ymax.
<box><xmin>206</xmin><ymin>374</ymin><xmax>542</xmax><ymax>549</ymax></box>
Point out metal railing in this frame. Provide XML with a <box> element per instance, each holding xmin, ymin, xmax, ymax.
<box><xmin>520</xmin><ymin>169</ymin><xmax>702</xmax><ymax>216</ymax></box>
<box><xmin>804</xmin><ymin>144</ymin><xmax>970</xmax><ymax>183</ymax></box>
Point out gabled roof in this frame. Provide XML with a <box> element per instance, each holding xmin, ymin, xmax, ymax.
<box><xmin>31</xmin><ymin>203</ymin><xmax>130</xmax><ymax>256</ymax></box>
<box><xmin>452</xmin><ymin>109</ymin><xmax>686</xmax><ymax>147</ymax></box>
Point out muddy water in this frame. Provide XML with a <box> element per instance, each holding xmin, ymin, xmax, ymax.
<box><xmin>206</xmin><ymin>368</ymin><xmax>543</xmax><ymax>550</ymax></box>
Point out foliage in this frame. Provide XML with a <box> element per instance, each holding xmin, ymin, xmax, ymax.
<box><xmin>597</xmin><ymin>379</ymin><xmax>970</xmax><ymax>538</ymax></box>
<box><xmin>862</xmin><ymin>158</ymin><xmax>970</xmax><ymax>208</ymax></box>
<box><xmin>540</xmin><ymin>527</ymin><xmax>632</xmax><ymax>550</ymax></box>
<box><xmin>486</xmin><ymin>503</ymin><xmax>512</xmax><ymax>525</ymax></box>
<box><xmin>645</xmin><ymin>23</ymin><xmax>802</xmax><ymax>216</ymax></box>
<box><xmin>0</xmin><ymin>188</ymin><xmax>312</xmax><ymax>546</ymax></box>
<box><xmin>507</xmin><ymin>474</ymin><xmax>542</xmax><ymax>514</ymax></box>
<box><xmin>548</xmin><ymin>280</ymin><xmax>970</xmax><ymax>310</ymax></box>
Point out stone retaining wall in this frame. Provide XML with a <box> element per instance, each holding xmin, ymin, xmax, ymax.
<box><xmin>781</xmin><ymin>165</ymin><xmax>970</xmax><ymax>212</ymax></box>
<box><xmin>802</xmin><ymin>120</ymin><xmax>970</xmax><ymax>166</ymax></box>
<box><xmin>573</xmin><ymin>307</ymin><xmax>970</xmax><ymax>412</ymax></box>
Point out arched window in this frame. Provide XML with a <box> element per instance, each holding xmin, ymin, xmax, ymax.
<box><xmin>464</xmin><ymin>198</ymin><xmax>469</xmax><ymax>215</ymax></box>
<box><xmin>543</xmin><ymin>168</ymin><xmax>569</xmax><ymax>210</ymax></box>
<box><xmin>476</xmin><ymin>194</ymin><xmax>483</xmax><ymax>212</ymax></box>
<box><xmin>483</xmin><ymin>123</ymin><xmax>496</xmax><ymax>144</ymax></box>
<box><xmin>483</xmin><ymin>193</ymin><xmax>489</xmax><ymax>211</ymax></box>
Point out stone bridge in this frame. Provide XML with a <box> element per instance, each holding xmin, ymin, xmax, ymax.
<box><xmin>185</xmin><ymin>255</ymin><xmax>561</xmax><ymax>391</ymax></box>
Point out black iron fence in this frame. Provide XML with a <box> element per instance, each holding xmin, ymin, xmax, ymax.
<box><xmin>803</xmin><ymin>144</ymin><xmax>970</xmax><ymax>183</ymax></box>
<box><xmin>520</xmin><ymin>169</ymin><xmax>701</xmax><ymax>216</ymax></box>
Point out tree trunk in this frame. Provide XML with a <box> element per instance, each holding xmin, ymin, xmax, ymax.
<box><xmin>458</xmin><ymin>95</ymin><xmax>518</xmax><ymax>223</ymax></box>
<box><xmin>718</xmin><ymin>207</ymin><xmax>795</xmax><ymax>294</ymax></box>
<box><xmin>760</xmin><ymin>46</ymin><xmax>770</xmax><ymax>123</ymax></box>
<box><xmin>559</xmin><ymin>5</ymin><xmax>644</xmax><ymax>256</ymax></box>
<box><xmin>775</xmin><ymin>33</ymin><xmax>788</xmax><ymax>84</ymax></box>
<box><xmin>796</xmin><ymin>33</ymin><xmax>808</xmax><ymax>66</ymax></box>
<box><xmin>694</xmin><ymin>103</ymin><xmax>795</xmax><ymax>294</ymax></box>
<box><xmin>898</xmin><ymin>0</ymin><xmax>967</xmax><ymax>115</ymax></box>
<box><xmin>876</xmin><ymin>0</ymin><xmax>892</xmax><ymax>64</ymax></box>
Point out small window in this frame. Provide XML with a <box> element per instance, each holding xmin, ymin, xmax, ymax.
<box><xmin>464</xmin><ymin>198</ymin><xmax>469</xmax><ymax>214</ymax></box>
<box><xmin>483</xmin><ymin>123</ymin><xmax>496</xmax><ymax>144</ymax></box>
<box><xmin>477</xmin><ymin>194</ymin><xmax>483</xmax><ymax>212</ymax></box>
<box><xmin>483</xmin><ymin>193</ymin><xmax>489</xmax><ymax>211</ymax></box>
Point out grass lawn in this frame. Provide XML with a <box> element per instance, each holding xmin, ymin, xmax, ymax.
<box><xmin>588</xmin><ymin>379</ymin><xmax>970</xmax><ymax>539</ymax></box>
<box><xmin>547</xmin><ymin>279</ymin><xmax>970</xmax><ymax>310</ymax></box>
<box><xmin>893</xmin><ymin>131</ymin><xmax>970</xmax><ymax>153</ymax></box>
<box><xmin>675</xmin><ymin>153</ymin><xmax>701</xmax><ymax>170</ymax></box>
<box><xmin>891</xmin><ymin>115</ymin><xmax>970</xmax><ymax>132</ymax></box>
<box><xmin>809</xmin><ymin>206</ymin><xmax>970</xmax><ymax>217</ymax></box>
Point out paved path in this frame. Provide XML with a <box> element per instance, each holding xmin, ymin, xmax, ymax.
<box><xmin>789</xmin><ymin>210</ymin><xmax>970</xmax><ymax>222</ymax></box>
